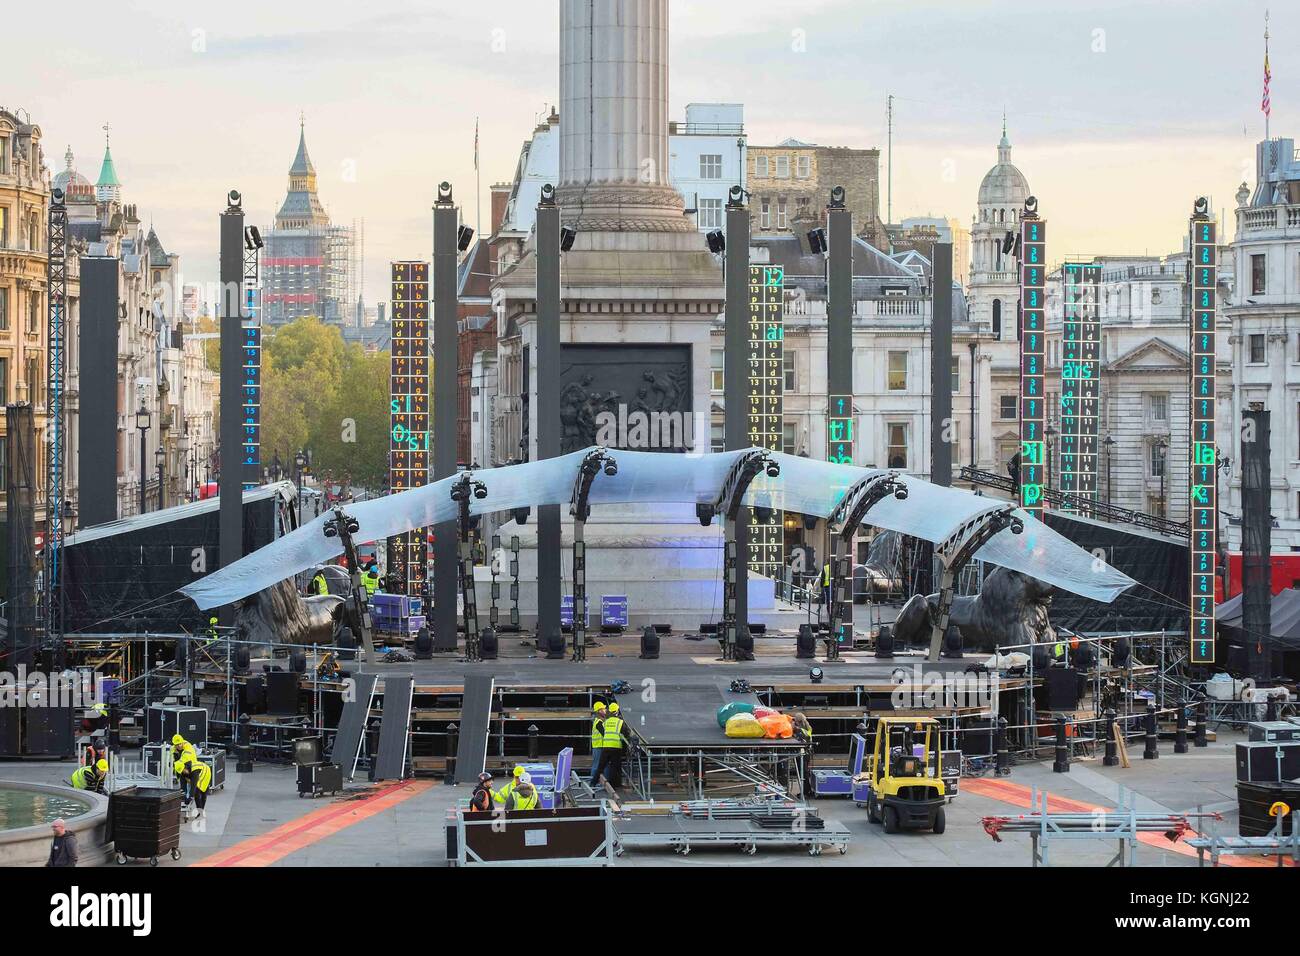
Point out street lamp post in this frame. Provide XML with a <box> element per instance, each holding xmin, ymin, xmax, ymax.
<box><xmin>295</xmin><ymin>448</ymin><xmax>307</xmax><ymax>518</ymax></box>
<box><xmin>1103</xmin><ymin>434</ymin><xmax>1116</xmax><ymax>507</ymax></box>
<box><xmin>155</xmin><ymin>446</ymin><xmax>166</xmax><ymax>511</ymax></box>
<box><xmin>135</xmin><ymin>404</ymin><xmax>150</xmax><ymax>515</ymax></box>
<box><xmin>1045</xmin><ymin>424</ymin><xmax>1057</xmax><ymax>492</ymax></box>
<box><xmin>179</xmin><ymin>429</ymin><xmax>190</xmax><ymax>504</ymax></box>
<box><xmin>1156</xmin><ymin>437</ymin><xmax>1169</xmax><ymax>518</ymax></box>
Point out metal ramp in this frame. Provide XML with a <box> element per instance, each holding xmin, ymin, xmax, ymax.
<box><xmin>454</xmin><ymin>674</ymin><xmax>495</xmax><ymax>784</ymax></box>
<box><xmin>374</xmin><ymin>674</ymin><xmax>414</xmax><ymax>781</ymax></box>
<box><xmin>330</xmin><ymin>672</ymin><xmax>378</xmax><ymax>780</ymax></box>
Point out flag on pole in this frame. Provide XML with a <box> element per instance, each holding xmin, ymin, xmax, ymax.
<box><xmin>1262</xmin><ymin>15</ymin><xmax>1271</xmax><ymax>118</ymax></box>
<box><xmin>474</xmin><ymin>118</ymin><xmax>479</xmax><ymax>171</ymax></box>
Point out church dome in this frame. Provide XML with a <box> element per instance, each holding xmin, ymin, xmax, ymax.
<box><xmin>977</xmin><ymin>125</ymin><xmax>1030</xmax><ymax>209</ymax></box>
<box><xmin>52</xmin><ymin>146</ymin><xmax>94</xmax><ymax>201</ymax></box>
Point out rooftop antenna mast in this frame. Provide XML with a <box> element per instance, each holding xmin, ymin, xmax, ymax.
<box><xmin>886</xmin><ymin>94</ymin><xmax>894</xmax><ymax>227</ymax></box>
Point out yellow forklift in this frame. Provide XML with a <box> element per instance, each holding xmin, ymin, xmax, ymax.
<box><xmin>854</xmin><ymin>716</ymin><xmax>947</xmax><ymax>834</ymax></box>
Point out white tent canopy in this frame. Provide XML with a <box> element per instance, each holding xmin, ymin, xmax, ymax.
<box><xmin>180</xmin><ymin>447</ymin><xmax>1134</xmax><ymax>610</ymax></box>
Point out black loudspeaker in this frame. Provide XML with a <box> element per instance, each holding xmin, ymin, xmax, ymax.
<box><xmin>874</xmin><ymin>625</ymin><xmax>895</xmax><ymax>659</ymax></box>
<box><xmin>289</xmin><ymin>649</ymin><xmax>307</xmax><ymax>673</ymax></box>
<box><xmin>414</xmin><ymin>626</ymin><xmax>433</xmax><ymax>660</ymax></box>
<box><xmin>796</xmin><ymin>624</ymin><xmax>817</xmax><ymax>659</ymax></box>
<box><xmin>0</xmin><ymin>707</ymin><xmax>20</xmax><ymax>756</ymax></box>
<box><xmin>233</xmin><ymin>646</ymin><xmax>252</xmax><ymax>673</ymax></box>
<box><xmin>941</xmin><ymin>626</ymin><xmax>964</xmax><ymax>659</ymax></box>
<box><xmin>1044</xmin><ymin>667</ymin><xmax>1082</xmax><ymax>710</ymax></box>
<box><xmin>242</xmin><ymin>676</ymin><xmax>266</xmax><ymax>714</ymax></box>
<box><xmin>639</xmin><ymin>625</ymin><xmax>660</xmax><ymax>660</ymax></box>
<box><xmin>266</xmin><ymin>671</ymin><xmax>299</xmax><ymax>716</ymax></box>
<box><xmin>24</xmin><ymin>707</ymin><xmax>75</xmax><ymax>757</ymax></box>
<box><xmin>480</xmin><ymin>627</ymin><xmax>499</xmax><ymax>661</ymax></box>
<box><xmin>174</xmin><ymin>637</ymin><xmax>189</xmax><ymax>673</ymax></box>
<box><xmin>336</xmin><ymin>626</ymin><xmax>357</xmax><ymax>662</ymax></box>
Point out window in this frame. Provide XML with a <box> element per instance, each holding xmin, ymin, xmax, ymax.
<box><xmin>796</xmin><ymin>155</ymin><xmax>811</xmax><ymax>179</ymax></box>
<box><xmin>1251</xmin><ymin>254</ymin><xmax>1266</xmax><ymax>295</ymax></box>
<box><xmin>887</xmin><ymin>424</ymin><xmax>908</xmax><ymax>469</ymax></box>
<box><xmin>888</xmin><ymin>351</ymin><xmax>907</xmax><ymax>391</ymax></box>
<box><xmin>784</xmin><ymin>351</ymin><xmax>796</xmax><ymax>391</ymax></box>
<box><xmin>783</xmin><ymin>421</ymin><xmax>798</xmax><ymax>455</ymax></box>
<box><xmin>1048</xmin><ymin>391</ymin><xmax>1059</xmax><ymax>426</ymax></box>
<box><xmin>1147</xmin><ymin>393</ymin><xmax>1168</xmax><ymax>423</ymax></box>
<box><xmin>711</xmin><ymin>348</ymin><xmax>724</xmax><ymax>392</ymax></box>
<box><xmin>1000</xmin><ymin>395</ymin><xmax>1017</xmax><ymax>420</ymax></box>
<box><xmin>0</xmin><ymin>357</ymin><xmax>7</xmax><ymax>404</ymax></box>
<box><xmin>26</xmin><ymin>356</ymin><xmax>39</xmax><ymax>406</ymax></box>
<box><xmin>776</xmin><ymin>199</ymin><xmax>787</xmax><ymax>230</ymax></box>
<box><xmin>754</xmin><ymin>155</ymin><xmax>769</xmax><ymax>178</ymax></box>
<box><xmin>951</xmin><ymin>356</ymin><xmax>960</xmax><ymax>394</ymax></box>
<box><xmin>28</xmin><ymin>291</ymin><xmax>39</xmax><ymax>333</ymax></box>
<box><xmin>760</xmin><ymin>199</ymin><xmax>771</xmax><ymax>229</ymax></box>
<box><xmin>0</xmin><ymin>206</ymin><xmax>7</xmax><ymax>248</ymax></box>
<box><xmin>711</xmin><ymin>422</ymin><xmax>725</xmax><ymax>453</ymax></box>
<box><xmin>992</xmin><ymin>299</ymin><xmax>1002</xmax><ymax>338</ymax></box>
<box><xmin>1250</xmin><ymin>333</ymin><xmax>1266</xmax><ymax>363</ymax></box>
<box><xmin>1150</xmin><ymin>442</ymin><xmax>1167</xmax><ymax>479</ymax></box>
<box><xmin>0</xmin><ymin>288</ymin><xmax>7</xmax><ymax>330</ymax></box>
<box><xmin>697</xmin><ymin>198</ymin><xmax>722</xmax><ymax>229</ymax></box>
<box><xmin>775</xmin><ymin>155</ymin><xmax>790</xmax><ymax>179</ymax></box>
<box><xmin>0</xmin><ymin>137</ymin><xmax>7</xmax><ymax>175</ymax></box>
<box><xmin>0</xmin><ymin>439</ymin><xmax>5</xmax><ymax>492</ymax></box>
<box><xmin>699</xmin><ymin>154</ymin><xmax>722</xmax><ymax>179</ymax></box>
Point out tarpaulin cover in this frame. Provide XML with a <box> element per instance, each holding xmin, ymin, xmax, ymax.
<box><xmin>1216</xmin><ymin>587</ymin><xmax>1300</xmax><ymax>651</ymax></box>
<box><xmin>1040</xmin><ymin>510</ymin><xmax>1188</xmax><ymax>634</ymax></box>
<box><xmin>62</xmin><ymin>484</ymin><xmax>293</xmax><ymax>634</ymax></box>
<box><xmin>181</xmin><ymin>448</ymin><xmax>1135</xmax><ymax>610</ymax></box>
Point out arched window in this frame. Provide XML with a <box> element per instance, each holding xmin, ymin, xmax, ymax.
<box><xmin>992</xmin><ymin>299</ymin><xmax>1002</xmax><ymax>338</ymax></box>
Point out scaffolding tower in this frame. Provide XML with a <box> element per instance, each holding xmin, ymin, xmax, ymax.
<box><xmin>44</xmin><ymin>188</ymin><xmax>68</xmax><ymax>643</ymax></box>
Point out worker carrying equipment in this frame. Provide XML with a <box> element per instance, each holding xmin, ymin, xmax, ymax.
<box><xmin>591</xmin><ymin>705</ymin><xmax>626</xmax><ymax>789</ymax></box>
<box><xmin>171</xmin><ymin>734</ymin><xmax>195</xmax><ymax>762</ymax></box>
<box><xmin>508</xmin><ymin>772</ymin><xmax>539</xmax><ymax>810</ymax></box>
<box><xmin>310</xmin><ymin>570</ymin><xmax>329</xmax><ymax>596</ymax></box>
<box><xmin>175</xmin><ymin>751</ymin><xmax>212</xmax><ymax>815</ymax></box>
<box><xmin>70</xmin><ymin>759</ymin><xmax>108</xmax><ymax>793</ymax></box>
<box><xmin>494</xmin><ymin>765</ymin><xmax>525</xmax><ymax>805</ymax></box>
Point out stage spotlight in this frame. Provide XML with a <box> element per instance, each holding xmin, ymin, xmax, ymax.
<box><xmin>807</xmin><ymin>228</ymin><xmax>827</xmax><ymax>254</ymax></box>
<box><xmin>474</xmin><ymin>483</ymin><xmax>488</xmax><ymax>500</ymax></box>
<box><xmin>695</xmin><ymin>502</ymin><xmax>716</xmax><ymax>527</ymax></box>
<box><xmin>796</xmin><ymin>624</ymin><xmax>816</xmax><ymax>659</ymax></box>
<box><xmin>764</xmin><ymin>460</ymin><xmax>780</xmax><ymax>478</ymax></box>
<box><xmin>893</xmin><ymin>484</ymin><xmax>909</xmax><ymax>501</ymax></box>
<box><xmin>1194</xmin><ymin>196</ymin><xmax>1209</xmax><ymax>217</ymax></box>
<box><xmin>809</xmin><ymin>666</ymin><xmax>824</xmax><ymax>684</ymax></box>
<box><xmin>1024</xmin><ymin>195</ymin><xmax>1038</xmax><ymax>215</ymax></box>
<box><xmin>540</xmin><ymin>183</ymin><xmax>556</xmax><ymax>205</ymax></box>
<box><xmin>706</xmin><ymin>229</ymin><xmax>725</xmax><ymax>254</ymax></box>
<box><xmin>244</xmin><ymin>225</ymin><xmax>263</xmax><ymax>251</ymax></box>
<box><xmin>829</xmin><ymin>185</ymin><xmax>846</xmax><ymax>208</ymax></box>
<box><xmin>560</xmin><ymin>227</ymin><xmax>577</xmax><ymax>251</ymax></box>
<box><xmin>51</xmin><ymin>187</ymin><xmax>64</xmax><ymax>204</ymax></box>
<box><xmin>457</xmin><ymin>225</ymin><xmax>474</xmax><ymax>252</ymax></box>
<box><xmin>480</xmin><ymin>627</ymin><xmax>499</xmax><ymax>661</ymax></box>
<box><xmin>1001</xmin><ymin>230</ymin><xmax>1016</xmax><ymax>255</ymax></box>
<box><xmin>512</xmin><ymin>506</ymin><xmax>530</xmax><ymax>525</ymax></box>
<box><xmin>437</xmin><ymin>181</ymin><xmax>453</xmax><ymax>202</ymax></box>
<box><xmin>227</xmin><ymin>189</ymin><xmax>242</xmax><ymax>207</ymax></box>
<box><xmin>603</xmin><ymin>459</ymin><xmax>618</xmax><ymax>477</ymax></box>
<box><xmin>802</xmin><ymin>514</ymin><xmax>818</xmax><ymax>531</ymax></box>
<box><xmin>874</xmin><ymin>624</ymin><xmax>895</xmax><ymax>659</ymax></box>
<box><xmin>754</xmin><ymin>505</ymin><xmax>773</xmax><ymax>523</ymax></box>
<box><xmin>727</xmin><ymin>184</ymin><xmax>745</xmax><ymax>206</ymax></box>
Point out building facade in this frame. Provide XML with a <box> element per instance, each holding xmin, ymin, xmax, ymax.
<box><xmin>261</xmin><ymin>124</ymin><xmax>354</xmax><ymax>326</ymax></box>
<box><xmin>747</xmin><ymin>138</ymin><xmax>887</xmax><ymax>249</ymax></box>
<box><xmin>1224</xmin><ymin>136</ymin><xmax>1300</xmax><ymax>551</ymax></box>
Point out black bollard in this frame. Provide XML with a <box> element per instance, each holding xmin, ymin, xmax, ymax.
<box><xmin>1142</xmin><ymin>703</ymin><xmax>1159</xmax><ymax>760</ymax></box>
<box><xmin>995</xmin><ymin>716</ymin><xmax>1011</xmax><ymax>776</ymax></box>
<box><xmin>1102</xmin><ymin>708</ymin><xmax>1119</xmax><ymax>767</ymax></box>
<box><xmin>1194</xmin><ymin>699</ymin><xmax>1208</xmax><ymax>748</ymax></box>
<box><xmin>236</xmin><ymin>713</ymin><xmax>254</xmax><ymax>773</ymax></box>
<box><xmin>445</xmin><ymin>722</ymin><xmax>458</xmax><ymax>784</ymax></box>
<box><xmin>1174</xmin><ymin>702</ymin><xmax>1189</xmax><ymax>754</ymax></box>
<box><xmin>528</xmin><ymin>724</ymin><xmax>540</xmax><ymax>761</ymax></box>
<box><xmin>1052</xmin><ymin>715</ymin><xmax>1070</xmax><ymax>773</ymax></box>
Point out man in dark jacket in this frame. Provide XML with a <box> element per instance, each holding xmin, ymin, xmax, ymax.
<box><xmin>46</xmin><ymin>819</ymin><xmax>78</xmax><ymax>867</ymax></box>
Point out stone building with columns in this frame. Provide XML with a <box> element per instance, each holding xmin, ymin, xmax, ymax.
<box><xmin>1224</xmin><ymin>136</ymin><xmax>1300</xmax><ymax>551</ymax></box>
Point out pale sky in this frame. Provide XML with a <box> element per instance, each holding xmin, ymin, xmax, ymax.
<box><xmin>5</xmin><ymin>0</ymin><xmax>1289</xmax><ymax>302</ymax></box>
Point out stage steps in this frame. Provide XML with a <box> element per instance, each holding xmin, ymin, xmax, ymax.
<box><xmin>330</xmin><ymin>672</ymin><xmax>378</xmax><ymax>780</ymax></box>
<box><xmin>454</xmin><ymin>675</ymin><xmax>495</xmax><ymax>784</ymax></box>
<box><xmin>374</xmin><ymin>674</ymin><xmax>414</xmax><ymax>781</ymax></box>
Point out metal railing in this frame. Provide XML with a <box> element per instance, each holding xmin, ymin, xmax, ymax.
<box><xmin>959</xmin><ymin>466</ymin><xmax>1190</xmax><ymax>537</ymax></box>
